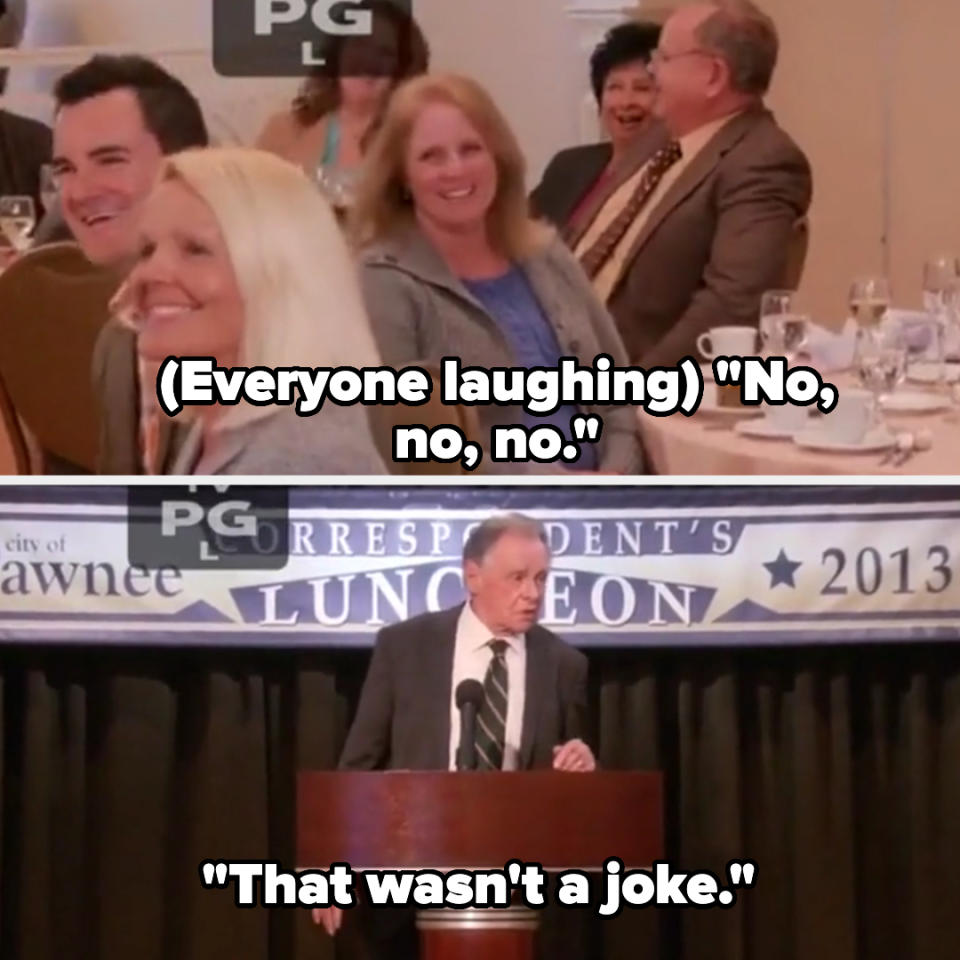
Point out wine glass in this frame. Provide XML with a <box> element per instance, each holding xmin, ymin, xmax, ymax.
<box><xmin>854</xmin><ymin>325</ymin><xmax>907</xmax><ymax>431</ymax></box>
<box><xmin>39</xmin><ymin>164</ymin><xmax>58</xmax><ymax>215</ymax></box>
<box><xmin>316</xmin><ymin>165</ymin><xmax>357</xmax><ymax>215</ymax></box>
<box><xmin>759</xmin><ymin>289</ymin><xmax>792</xmax><ymax>348</ymax></box>
<box><xmin>920</xmin><ymin>256</ymin><xmax>960</xmax><ymax>405</ymax></box>
<box><xmin>922</xmin><ymin>254</ymin><xmax>960</xmax><ymax>316</ymax></box>
<box><xmin>759</xmin><ymin>289</ymin><xmax>809</xmax><ymax>362</ymax></box>
<box><xmin>0</xmin><ymin>195</ymin><xmax>36</xmax><ymax>252</ymax></box>
<box><xmin>849</xmin><ymin>276</ymin><xmax>891</xmax><ymax>329</ymax></box>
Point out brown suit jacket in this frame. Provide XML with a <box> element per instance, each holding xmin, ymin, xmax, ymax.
<box><xmin>571</xmin><ymin>108</ymin><xmax>812</xmax><ymax>367</ymax></box>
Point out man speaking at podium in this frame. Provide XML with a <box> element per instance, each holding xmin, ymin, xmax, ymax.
<box><xmin>314</xmin><ymin>512</ymin><xmax>596</xmax><ymax>953</ymax></box>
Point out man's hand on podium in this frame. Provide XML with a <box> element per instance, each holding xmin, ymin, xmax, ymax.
<box><xmin>312</xmin><ymin>906</ymin><xmax>343</xmax><ymax>935</ymax></box>
<box><xmin>552</xmin><ymin>738</ymin><xmax>595</xmax><ymax>772</ymax></box>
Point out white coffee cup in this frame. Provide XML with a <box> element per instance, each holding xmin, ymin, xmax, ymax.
<box><xmin>820</xmin><ymin>389</ymin><xmax>873</xmax><ymax>443</ymax></box>
<box><xmin>697</xmin><ymin>325</ymin><xmax>758</xmax><ymax>359</ymax></box>
<box><xmin>763</xmin><ymin>402</ymin><xmax>810</xmax><ymax>432</ymax></box>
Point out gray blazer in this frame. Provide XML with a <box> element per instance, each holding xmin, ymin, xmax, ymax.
<box><xmin>166</xmin><ymin>404</ymin><xmax>387</xmax><ymax>475</ymax></box>
<box><xmin>359</xmin><ymin>224</ymin><xmax>644</xmax><ymax>474</ymax></box>
<box><xmin>339</xmin><ymin>605</ymin><xmax>588</xmax><ymax>771</ymax></box>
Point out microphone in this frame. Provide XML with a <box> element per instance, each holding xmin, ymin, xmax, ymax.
<box><xmin>455</xmin><ymin>679</ymin><xmax>484</xmax><ymax>771</ymax></box>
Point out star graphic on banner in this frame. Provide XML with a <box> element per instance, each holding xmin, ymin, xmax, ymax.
<box><xmin>763</xmin><ymin>549</ymin><xmax>802</xmax><ymax>588</ymax></box>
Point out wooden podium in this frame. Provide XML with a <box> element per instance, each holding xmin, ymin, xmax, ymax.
<box><xmin>298</xmin><ymin>771</ymin><xmax>662</xmax><ymax>959</ymax></box>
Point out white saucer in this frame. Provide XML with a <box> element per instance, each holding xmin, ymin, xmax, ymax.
<box><xmin>880</xmin><ymin>391</ymin><xmax>949</xmax><ymax>414</ymax></box>
<box><xmin>735</xmin><ymin>418</ymin><xmax>806</xmax><ymax>440</ymax></box>
<box><xmin>793</xmin><ymin>426</ymin><xmax>896</xmax><ymax>454</ymax></box>
<box><xmin>907</xmin><ymin>362</ymin><xmax>960</xmax><ymax>384</ymax></box>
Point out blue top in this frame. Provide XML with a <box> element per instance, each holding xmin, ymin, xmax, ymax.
<box><xmin>321</xmin><ymin>113</ymin><xmax>340</xmax><ymax>168</ymax></box>
<box><xmin>461</xmin><ymin>267</ymin><xmax>598</xmax><ymax>471</ymax></box>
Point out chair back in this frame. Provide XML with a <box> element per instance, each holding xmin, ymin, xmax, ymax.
<box><xmin>0</xmin><ymin>242</ymin><xmax>118</xmax><ymax>473</ymax></box>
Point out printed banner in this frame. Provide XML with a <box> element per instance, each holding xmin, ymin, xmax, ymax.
<box><xmin>0</xmin><ymin>486</ymin><xmax>957</xmax><ymax>646</ymax></box>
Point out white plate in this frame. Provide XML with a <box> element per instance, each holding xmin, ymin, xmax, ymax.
<box><xmin>793</xmin><ymin>427</ymin><xmax>896</xmax><ymax>454</ymax></box>
<box><xmin>735</xmin><ymin>418</ymin><xmax>807</xmax><ymax>440</ymax></box>
<box><xmin>907</xmin><ymin>362</ymin><xmax>960</xmax><ymax>384</ymax></box>
<box><xmin>880</xmin><ymin>391</ymin><xmax>949</xmax><ymax>414</ymax></box>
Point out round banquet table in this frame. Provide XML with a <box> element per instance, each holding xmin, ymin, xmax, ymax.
<box><xmin>637</xmin><ymin>386</ymin><xmax>960</xmax><ymax>475</ymax></box>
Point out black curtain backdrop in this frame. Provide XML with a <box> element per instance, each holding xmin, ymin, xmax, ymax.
<box><xmin>1</xmin><ymin>642</ymin><xmax>958</xmax><ymax>960</ymax></box>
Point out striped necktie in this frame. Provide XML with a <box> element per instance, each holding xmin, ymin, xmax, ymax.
<box><xmin>578</xmin><ymin>140</ymin><xmax>683</xmax><ymax>281</ymax></box>
<box><xmin>475</xmin><ymin>640</ymin><xmax>508</xmax><ymax>770</ymax></box>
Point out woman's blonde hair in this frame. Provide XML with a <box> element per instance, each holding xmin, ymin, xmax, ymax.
<box><xmin>349</xmin><ymin>73</ymin><xmax>552</xmax><ymax>260</ymax></box>
<box><xmin>160</xmin><ymin>147</ymin><xmax>381</xmax><ymax>429</ymax></box>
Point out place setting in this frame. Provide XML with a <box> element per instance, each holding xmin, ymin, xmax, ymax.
<box><xmin>690</xmin><ymin>279</ymin><xmax>956</xmax><ymax>467</ymax></box>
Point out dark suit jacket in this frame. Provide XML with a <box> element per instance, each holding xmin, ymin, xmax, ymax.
<box><xmin>92</xmin><ymin>319</ymin><xmax>182</xmax><ymax>474</ymax></box>
<box><xmin>529</xmin><ymin>142</ymin><xmax>612</xmax><ymax>230</ymax></box>
<box><xmin>0</xmin><ymin>109</ymin><xmax>51</xmax><ymax>214</ymax></box>
<box><xmin>339</xmin><ymin>605</ymin><xmax>588</xmax><ymax>771</ymax></box>
<box><xmin>567</xmin><ymin>108</ymin><xmax>812</xmax><ymax>368</ymax></box>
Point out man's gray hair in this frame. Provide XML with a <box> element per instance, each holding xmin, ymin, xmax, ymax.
<box><xmin>696</xmin><ymin>0</ymin><xmax>779</xmax><ymax>96</ymax></box>
<box><xmin>462</xmin><ymin>513</ymin><xmax>548</xmax><ymax>565</ymax></box>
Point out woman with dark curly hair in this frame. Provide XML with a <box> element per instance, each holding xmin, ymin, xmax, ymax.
<box><xmin>531</xmin><ymin>20</ymin><xmax>661</xmax><ymax>232</ymax></box>
<box><xmin>255</xmin><ymin>0</ymin><xmax>429</xmax><ymax>205</ymax></box>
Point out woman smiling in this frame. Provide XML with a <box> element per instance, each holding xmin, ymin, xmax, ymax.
<box><xmin>350</xmin><ymin>73</ymin><xmax>643</xmax><ymax>474</ymax></box>
<box><xmin>120</xmin><ymin>147</ymin><xmax>386</xmax><ymax>475</ymax></box>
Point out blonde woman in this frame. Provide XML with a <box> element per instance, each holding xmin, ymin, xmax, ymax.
<box><xmin>118</xmin><ymin>147</ymin><xmax>386</xmax><ymax>475</ymax></box>
<box><xmin>350</xmin><ymin>73</ymin><xmax>644</xmax><ymax>474</ymax></box>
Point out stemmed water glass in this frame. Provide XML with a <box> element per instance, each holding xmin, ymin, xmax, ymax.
<box><xmin>854</xmin><ymin>325</ymin><xmax>908</xmax><ymax>433</ymax></box>
<box><xmin>759</xmin><ymin>289</ymin><xmax>809</xmax><ymax>362</ymax></box>
<box><xmin>920</xmin><ymin>255</ymin><xmax>960</xmax><ymax>408</ymax></box>
<box><xmin>316</xmin><ymin>165</ymin><xmax>357</xmax><ymax>215</ymax></box>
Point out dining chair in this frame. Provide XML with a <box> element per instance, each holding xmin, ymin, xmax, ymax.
<box><xmin>0</xmin><ymin>241</ymin><xmax>119</xmax><ymax>473</ymax></box>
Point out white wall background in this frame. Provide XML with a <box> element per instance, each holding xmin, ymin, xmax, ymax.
<box><xmin>2</xmin><ymin>0</ymin><xmax>608</xmax><ymax>182</ymax></box>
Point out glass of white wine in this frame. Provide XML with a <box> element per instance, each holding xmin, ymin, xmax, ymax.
<box><xmin>0</xmin><ymin>195</ymin><xmax>36</xmax><ymax>253</ymax></box>
<box><xmin>849</xmin><ymin>276</ymin><xmax>891</xmax><ymax>329</ymax></box>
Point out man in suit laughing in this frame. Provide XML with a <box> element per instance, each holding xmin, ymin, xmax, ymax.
<box><xmin>314</xmin><ymin>512</ymin><xmax>595</xmax><ymax>950</ymax></box>
<box><xmin>568</xmin><ymin>0</ymin><xmax>812</xmax><ymax>369</ymax></box>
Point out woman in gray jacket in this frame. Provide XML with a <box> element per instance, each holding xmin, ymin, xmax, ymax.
<box><xmin>350</xmin><ymin>72</ymin><xmax>644</xmax><ymax>474</ymax></box>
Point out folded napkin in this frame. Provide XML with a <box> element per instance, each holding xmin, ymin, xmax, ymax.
<box><xmin>805</xmin><ymin>318</ymin><xmax>857</xmax><ymax>371</ymax></box>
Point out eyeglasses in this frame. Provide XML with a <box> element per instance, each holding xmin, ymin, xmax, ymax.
<box><xmin>650</xmin><ymin>47</ymin><xmax>713</xmax><ymax>67</ymax></box>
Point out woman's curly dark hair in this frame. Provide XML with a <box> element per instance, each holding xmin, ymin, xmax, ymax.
<box><xmin>589</xmin><ymin>21</ymin><xmax>661</xmax><ymax>106</ymax></box>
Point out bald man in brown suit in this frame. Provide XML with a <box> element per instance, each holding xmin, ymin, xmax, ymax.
<box><xmin>567</xmin><ymin>0</ymin><xmax>812</xmax><ymax>369</ymax></box>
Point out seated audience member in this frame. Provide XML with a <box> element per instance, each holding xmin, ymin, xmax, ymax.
<box><xmin>49</xmin><ymin>54</ymin><xmax>210</xmax><ymax>473</ymax></box>
<box><xmin>351</xmin><ymin>73</ymin><xmax>643</xmax><ymax>475</ymax></box>
<box><xmin>0</xmin><ymin>0</ymin><xmax>52</xmax><ymax>257</ymax></box>
<box><xmin>530</xmin><ymin>20</ymin><xmax>660</xmax><ymax>232</ymax></box>
<box><xmin>117</xmin><ymin>147</ymin><xmax>386</xmax><ymax>475</ymax></box>
<box><xmin>256</xmin><ymin>0</ymin><xmax>428</xmax><ymax>197</ymax></box>
<box><xmin>567</xmin><ymin>0</ymin><xmax>812</xmax><ymax>367</ymax></box>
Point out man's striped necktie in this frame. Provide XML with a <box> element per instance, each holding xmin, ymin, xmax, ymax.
<box><xmin>475</xmin><ymin>640</ymin><xmax>508</xmax><ymax>770</ymax></box>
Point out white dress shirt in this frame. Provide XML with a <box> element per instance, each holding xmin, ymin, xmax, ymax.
<box><xmin>448</xmin><ymin>602</ymin><xmax>527</xmax><ymax>771</ymax></box>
